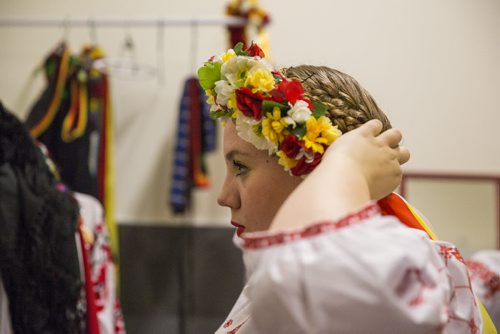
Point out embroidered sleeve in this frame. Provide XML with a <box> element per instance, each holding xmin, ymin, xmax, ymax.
<box><xmin>467</xmin><ymin>250</ymin><xmax>500</xmax><ymax>328</ymax></box>
<box><xmin>242</xmin><ymin>204</ymin><xmax>482</xmax><ymax>333</ymax></box>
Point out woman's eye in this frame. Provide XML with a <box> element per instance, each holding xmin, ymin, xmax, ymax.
<box><xmin>232</xmin><ymin>160</ymin><xmax>248</xmax><ymax>176</ymax></box>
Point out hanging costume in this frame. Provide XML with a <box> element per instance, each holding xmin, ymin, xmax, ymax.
<box><xmin>25</xmin><ymin>42</ymin><xmax>118</xmax><ymax>263</ymax></box>
<box><xmin>1</xmin><ymin>103</ymin><xmax>126</xmax><ymax>334</ymax></box>
<box><xmin>0</xmin><ymin>266</ymin><xmax>13</xmax><ymax>334</ymax></box>
<box><xmin>0</xmin><ymin>102</ymin><xmax>85</xmax><ymax>333</ymax></box>
<box><xmin>75</xmin><ymin>192</ymin><xmax>126</xmax><ymax>334</ymax></box>
<box><xmin>26</xmin><ymin>43</ymin><xmax>98</xmax><ymax>196</ymax></box>
<box><xmin>169</xmin><ymin>77</ymin><xmax>216</xmax><ymax>213</ymax></box>
<box><xmin>216</xmin><ymin>195</ymin><xmax>497</xmax><ymax>334</ymax></box>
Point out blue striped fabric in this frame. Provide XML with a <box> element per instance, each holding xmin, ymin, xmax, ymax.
<box><xmin>169</xmin><ymin>77</ymin><xmax>216</xmax><ymax>213</ymax></box>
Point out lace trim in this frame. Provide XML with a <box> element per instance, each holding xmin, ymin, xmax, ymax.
<box><xmin>243</xmin><ymin>202</ymin><xmax>380</xmax><ymax>249</ymax></box>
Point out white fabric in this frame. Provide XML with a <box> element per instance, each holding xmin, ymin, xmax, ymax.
<box><xmin>468</xmin><ymin>250</ymin><xmax>500</xmax><ymax>328</ymax></box>
<box><xmin>216</xmin><ymin>205</ymin><xmax>483</xmax><ymax>334</ymax></box>
<box><xmin>75</xmin><ymin>192</ymin><xmax>125</xmax><ymax>334</ymax></box>
<box><xmin>0</xmin><ymin>277</ymin><xmax>13</xmax><ymax>334</ymax></box>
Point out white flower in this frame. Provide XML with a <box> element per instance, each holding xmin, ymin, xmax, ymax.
<box><xmin>214</xmin><ymin>80</ymin><xmax>235</xmax><ymax>106</ymax></box>
<box><xmin>221</xmin><ymin>49</ymin><xmax>236</xmax><ymax>62</ymax></box>
<box><xmin>209</xmin><ymin>103</ymin><xmax>223</xmax><ymax>112</ymax></box>
<box><xmin>284</xmin><ymin>100</ymin><xmax>312</xmax><ymax>127</ymax></box>
<box><xmin>211</xmin><ymin>49</ymin><xmax>236</xmax><ymax>63</ymax></box>
<box><xmin>296</xmin><ymin>148</ymin><xmax>315</xmax><ymax>162</ymax></box>
<box><xmin>235</xmin><ymin>116</ymin><xmax>275</xmax><ymax>152</ymax></box>
<box><xmin>221</xmin><ymin>56</ymin><xmax>272</xmax><ymax>88</ymax></box>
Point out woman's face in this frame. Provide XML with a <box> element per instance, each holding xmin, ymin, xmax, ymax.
<box><xmin>218</xmin><ymin>121</ymin><xmax>303</xmax><ymax>234</ymax></box>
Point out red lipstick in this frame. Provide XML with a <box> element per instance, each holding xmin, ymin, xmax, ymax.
<box><xmin>230</xmin><ymin>221</ymin><xmax>245</xmax><ymax>236</ymax></box>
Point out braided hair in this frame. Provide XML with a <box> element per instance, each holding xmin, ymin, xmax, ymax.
<box><xmin>282</xmin><ymin>65</ymin><xmax>391</xmax><ymax>133</ymax></box>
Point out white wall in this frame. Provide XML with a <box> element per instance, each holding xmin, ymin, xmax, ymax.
<box><xmin>406</xmin><ymin>179</ymin><xmax>497</xmax><ymax>257</ymax></box>
<box><xmin>1</xmin><ymin>0</ymin><xmax>499</xmax><ymax>251</ymax></box>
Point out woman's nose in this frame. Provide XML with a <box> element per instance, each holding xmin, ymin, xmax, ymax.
<box><xmin>217</xmin><ymin>176</ymin><xmax>240</xmax><ymax>209</ymax></box>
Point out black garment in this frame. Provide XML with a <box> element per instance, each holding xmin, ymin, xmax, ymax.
<box><xmin>25</xmin><ymin>44</ymin><xmax>100</xmax><ymax>198</ymax></box>
<box><xmin>0</xmin><ymin>102</ymin><xmax>84</xmax><ymax>333</ymax></box>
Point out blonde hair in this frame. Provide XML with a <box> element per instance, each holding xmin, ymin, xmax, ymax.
<box><xmin>282</xmin><ymin>65</ymin><xmax>391</xmax><ymax>133</ymax></box>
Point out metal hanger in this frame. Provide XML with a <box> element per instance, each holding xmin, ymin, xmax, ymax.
<box><xmin>107</xmin><ymin>27</ymin><xmax>157</xmax><ymax>80</ymax></box>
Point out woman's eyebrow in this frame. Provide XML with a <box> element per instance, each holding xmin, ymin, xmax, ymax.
<box><xmin>225</xmin><ymin>150</ymin><xmax>252</xmax><ymax>161</ymax></box>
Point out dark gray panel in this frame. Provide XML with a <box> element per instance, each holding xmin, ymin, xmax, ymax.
<box><xmin>118</xmin><ymin>225</ymin><xmax>244</xmax><ymax>334</ymax></box>
<box><xmin>119</xmin><ymin>225</ymin><xmax>183</xmax><ymax>333</ymax></box>
<box><xmin>185</xmin><ymin>227</ymin><xmax>245</xmax><ymax>333</ymax></box>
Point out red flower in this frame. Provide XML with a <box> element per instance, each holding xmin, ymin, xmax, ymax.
<box><xmin>235</xmin><ymin>87</ymin><xmax>265</xmax><ymax>120</ymax></box>
<box><xmin>247</xmin><ymin>42</ymin><xmax>265</xmax><ymax>58</ymax></box>
<box><xmin>290</xmin><ymin>153</ymin><xmax>322</xmax><ymax>176</ymax></box>
<box><xmin>303</xmin><ymin>97</ymin><xmax>314</xmax><ymax>110</ymax></box>
<box><xmin>271</xmin><ymin>79</ymin><xmax>304</xmax><ymax>104</ymax></box>
<box><xmin>280</xmin><ymin>135</ymin><xmax>304</xmax><ymax>158</ymax></box>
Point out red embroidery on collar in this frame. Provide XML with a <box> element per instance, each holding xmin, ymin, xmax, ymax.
<box><xmin>439</xmin><ymin>245</ymin><xmax>465</xmax><ymax>265</ymax></box>
<box><xmin>223</xmin><ymin>319</ymin><xmax>233</xmax><ymax>328</ymax></box>
<box><xmin>243</xmin><ymin>203</ymin><xmax>380</xmax><ymax>249</ymax></box>
<box><xmin>228</xmin><ymin>319</ymin><xmax>247</xmax><ymax>333</ymax></box>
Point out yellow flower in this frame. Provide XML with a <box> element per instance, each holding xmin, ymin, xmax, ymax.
<box><xmin>206</xmin><ymin>90</ymin><xmax>216</xmax><ymax>106</ymax></box>
<box><xmin>227</xmin><ymin>93</ymin><xmax>237</xmax><ymax>110</ymax></box>
<box><xmin>222</xmin><ymin>49</ymin><xmax>236</xmax><ymax>62</ymax></box>
<box><xmin>261</xmin><ymin>107</ymin><xmax>288</xmax><ymax>145</ymax></box>
<box><xmin>303</xmin><ymin>116</ymin><xmax>342</xmax><ymax>154</ymax></box>
<box><xmin>245</xmin><ymin>68</ymin><xmax>275</xmax><ymax>93</ymax></box>
<box><xmin>231</xmin><ymin>109</ymin><xmax>240</xmax><ymax>119</ymax></box>
<box><xmin>276</xmin><ymin>150</ymin><xmax>298</xmax><ymax>170</ymax></box>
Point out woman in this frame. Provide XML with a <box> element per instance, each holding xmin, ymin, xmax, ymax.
<box><xmin>198</xmin><ymin>43</ymin><xmax>495</xmax><ymax>333</ymax></box>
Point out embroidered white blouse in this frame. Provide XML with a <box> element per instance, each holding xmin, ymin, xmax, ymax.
<box><xmin>216</xmin><ymin>203</ymin><xmax>484</xmax><ymax>334</ymax></box>
<box><xmin>467</xmin><ymin>250</ymin><xmax>500</xmax><ymax>329</ymax></box>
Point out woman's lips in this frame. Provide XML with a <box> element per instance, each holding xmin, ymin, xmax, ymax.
<box><xmin>231</xmin><ymin>221</ymin><xmax>246</xmax><ymax>236</ymax></box>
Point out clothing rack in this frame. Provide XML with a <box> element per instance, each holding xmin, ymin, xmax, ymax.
<box><xmin>0</xmin><ymin>16</ymin><xmax>248</xmax><ymax>83</ymax></box>
<box><xmin>0</xmin><ymin>16</ymin><xmax>246</xmax><ymax>28</ymax></box>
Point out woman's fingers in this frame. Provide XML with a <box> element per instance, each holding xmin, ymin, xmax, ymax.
<box><xmin>378</xmin><ymin>128</ymin><xmax>403</xmax><ymax>148</ymax></box>
<box><xmin>396</xmin><ymin>146</ymin><xmax>411</xmax><ymax>165</ymax></box>
<box><xmin>359</xmin><ymin>119</ymin><xmax>383</xmax><ymax>136</ymax></box>
<box><xmin>376</xmin><ymin>127</ymin><xmax>410</xmax><ymax>165</ymax></box>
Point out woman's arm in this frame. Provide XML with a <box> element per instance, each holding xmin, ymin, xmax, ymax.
<box><xmin>244</xmin><ymin>121</ymin><xmax>482</xmax><ymax>333</ymax></box>
<box><xmin>270</xmin><ymin>119</ymin><xmax>409</xmax><ymax>232</ymax></box>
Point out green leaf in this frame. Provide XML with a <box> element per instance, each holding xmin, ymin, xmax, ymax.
<box><xmin>273</xmin><ymin>73</ymin><xmax>283</xmax><ymax>83</ymax></box>
<box><xmin>262</xmin><ymin>100</ymin><xmax>288</xmax><ymax>113</ymax></box>
<box><xmin>197</xmin><ymin>62</ymin><xmax>222</xmax><ymax>90</ymax></box>
<box><xmin>210</xmin><ymin>109</ymin><xmax>232</xmax><ymax>119</ymax></box>
<box><xmin>45</xmin><ymin>60</ymin><xmax>56</xmax><ymax>77</ymax></box>
<box><xmin>254</xmin><ymin>124</ymin><xmax>263</xmax><ymax>137</ymax></box>
<box><xmin>312</xmin><ymin>100</ymin><xmax>327</xmax><ymax>118</ymax></box>
<box><xmin>233</xmin><ymin>42</ymin><xmax>248</xmax><ymax>56</ymax></box>
<box><xmin>290</xmin><ymin>124</ymin><xmax>307</xmax><ymax>138</ymax></box>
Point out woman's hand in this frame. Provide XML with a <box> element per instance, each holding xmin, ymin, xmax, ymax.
<box><xmin>270</xmin><ymin>120</ymin><xmax>409</xmax><ymax>232</ymax></box>
<box><xmin>323</xmin><ymin>119</ymin><xmax>410</xmax><ymax>200</ymax></box>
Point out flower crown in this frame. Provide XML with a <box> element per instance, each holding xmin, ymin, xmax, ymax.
<box><xmin>197</xmin><ymin>42</ymin><xmax>342</xmax><ymax>176</ymax></box>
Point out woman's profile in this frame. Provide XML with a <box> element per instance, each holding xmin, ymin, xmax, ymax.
<box><xmin>198</xmin><ymin>43</ymin><xmax>495</xmax><ymax>333</ymax></box>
